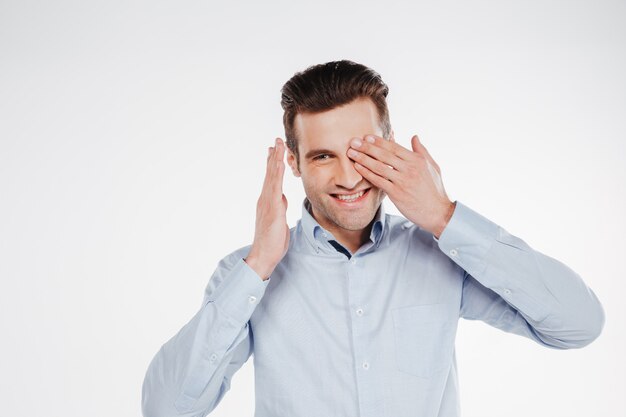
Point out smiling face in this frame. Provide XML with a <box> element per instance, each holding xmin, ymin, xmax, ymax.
<box><xmin>286</xmin><ymin>96</ymin><xmax>394</xmax><ymax>241</ymax></box>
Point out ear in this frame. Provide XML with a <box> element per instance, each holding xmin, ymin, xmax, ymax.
<box><xmin>286</xmin><ymin>148</ymin><xmax>301</xmax><ymax>177</ymax></box>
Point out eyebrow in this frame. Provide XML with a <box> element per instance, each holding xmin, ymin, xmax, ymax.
<box><xmin>304</xmin><ymin>148</ymin><xmax>338</xmax><ymax>159</ymax></box>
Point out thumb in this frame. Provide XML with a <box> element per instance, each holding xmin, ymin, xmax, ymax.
<box><xmin>411</xmin><ymin>135</ymin><xmax>421</xmax><ymax>153</ymax></box>
<box><xmin>412</xmin><ymin>134</ymin><xmax>441</xmax><ymax>174</ymax></box>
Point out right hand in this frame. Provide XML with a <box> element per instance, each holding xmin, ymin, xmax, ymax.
<box><xmin>245</xmin><ymin>138</ymin><xmax>290</xmax><ymax>280</ymax></box>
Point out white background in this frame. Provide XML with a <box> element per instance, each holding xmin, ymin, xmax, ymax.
<box><xmin>1</xmin><ymin>1</ymin><xmax>624</xmax><ymax>416</ymax></box>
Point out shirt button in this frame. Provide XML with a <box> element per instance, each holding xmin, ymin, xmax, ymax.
<box><xmin>248</xmin><ymin>295</ymin><xmax>257</xmax><ymax>304</ymax></box>
<box><xmin>503</xmin><ymin>288</ymin><xmax>511</xmax><ymax>295</ymax></box>
<box><xmin>350</xmin><ymin>258</ymin><xmax>357</xmax><ymax>264</ymax></box>
<box><xmin>356</xmin><ymin>308</ymin><xmax>363</xmax><ymax>316</ymax></box>
<box><xmin>210</xmin><ymin>353</ymin><xmax>218</xmax><ymax>362</ymax></box>
<box><xmin>450</xmin><ymin>249</ymin><xmax>458</xmax><ymax>257</ymax></box>
<box><xmin>362</xmin><ymin>361</ymin><xmax>370</xmax><ymax>370</ymax></box>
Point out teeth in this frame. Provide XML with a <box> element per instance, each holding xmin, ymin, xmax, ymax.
<box><xmin>335</xmin><ymin>190</ymin><xmax>365</xmax><ymax>201</ymax></box>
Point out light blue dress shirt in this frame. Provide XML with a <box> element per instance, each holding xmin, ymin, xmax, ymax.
<box><xmin>142</xmin><ymin>198</ymin><xmax>605</xmax><ymax>417</ymax></box>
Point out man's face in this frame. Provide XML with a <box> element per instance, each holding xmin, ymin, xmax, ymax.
<box><xmin>286</xmin><ymin>96</ymin><xmax>393</xmax><ymax>234</ymax></box>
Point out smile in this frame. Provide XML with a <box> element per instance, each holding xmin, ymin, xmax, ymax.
<box><xmin>331</xmin><ymin>188</ymin><xmax>370</xmax><ymax>204</ymax></box>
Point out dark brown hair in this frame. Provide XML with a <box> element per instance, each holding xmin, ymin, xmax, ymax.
<box><xmin>280</xmin><ymin>60</ymin><xmax>392</xmax><ymax>171</ymax></box>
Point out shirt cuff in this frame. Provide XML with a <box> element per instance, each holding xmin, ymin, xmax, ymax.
<box><xmin>433</xmin><ymin>200</ymin><xmax>499</xmax><ymax>275</ymax></box>
<box><xmin>209</xmin><ymin>257</ymin><xmax>270</xmax><ymax>325</ymax></box>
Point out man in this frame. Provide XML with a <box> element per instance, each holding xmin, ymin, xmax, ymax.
<box><xmin>141</xmin><ymin>60</ymin><xmax>605</xmax><ymax>417</ymax></box>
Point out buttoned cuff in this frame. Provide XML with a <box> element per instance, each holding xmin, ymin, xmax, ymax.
<box><xmin>209</xmin><ymin>257</ymin><xmax>270</xmax><ymax>325</ymax></box>
<box><xmin>433</xmin><ymin>200</ymin><xmax>499</xmax><ymax>275</ymax></box>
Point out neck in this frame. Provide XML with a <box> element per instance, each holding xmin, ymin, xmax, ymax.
<box><xmin>330</xmin><ymin>223</ymin><xmax>373</xmax><ymax>255</ymax></box>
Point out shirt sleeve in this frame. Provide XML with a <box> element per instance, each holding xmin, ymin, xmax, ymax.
<box><xmin>141</xmin><ymin>254</ymin><xmax>270</xmax><ymax>417</ymax></box>
<box><xmin>434</xmin><ymin>200</ymin><xmax>605</xmax><ymax>349</ymax></box>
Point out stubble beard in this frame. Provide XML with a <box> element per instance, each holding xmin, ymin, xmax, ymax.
<box><xmin>309</xmin><ymin>188</ymin><xmax>384</xmax><ymax>232</ymax></box>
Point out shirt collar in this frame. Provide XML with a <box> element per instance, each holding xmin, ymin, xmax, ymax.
<box><xmin>300</xmin><ymin>196</ymin><xmax>386</xmax><ymax>254</ymax></box>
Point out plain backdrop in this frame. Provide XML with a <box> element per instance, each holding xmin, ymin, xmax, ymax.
<box><xmin>1</xmin><ymin>1</ymin><xmax>624</xmax><ymax>416</ymax></box>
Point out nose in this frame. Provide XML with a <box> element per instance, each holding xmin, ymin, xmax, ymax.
<box><xmin>334</xmin><ymin>154</ymin><xmax>363</xmax><ymax>190</ymax></box>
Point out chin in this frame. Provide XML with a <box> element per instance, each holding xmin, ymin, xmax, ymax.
<box><xmin>328</xmin><ymin>205</ymin><xmax>377</xmax><ymax>231</ymax></box>
<box><xmin>337</xmin><ymin>220</ymin><xmax>371</xmax><ymax>231</ymax></box>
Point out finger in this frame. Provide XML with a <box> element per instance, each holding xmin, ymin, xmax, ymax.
<box><xmin>412</xmin><ymin>135</ymin><xmax>441</xmax><ymax>173</ymax></box>
<box><xmin>274</xmin><ymin>138</ymin><xmax>285</xmax><ymax>167</ymax></box>
<box><xmin>272</xmin><ymin>163</ymin><xmax>285</xmax><ymax>197</ymax></box>
<box><xmin>271</xmin><ymin>139</ymin><xmax>285</xmax><ymax>194</ymax></box>
<box><xmin>362</xmin><ymin>134</ymin><xmax>414</xmax><ymax>161</ymax></box>
<box><xmin>349</xmin><ymin>136</ymin><xmax>406</xmax><ymax>172</ymax></box>
<box><xmin>262</xmin><ymin>145</ymin><xmax>277</xmax><ymax>193</ymax></box>
<box><xmin>347</xmin><ymin>147</ymin><xmax>400</xmax><ymax>183</ymax></box>
<box><xmin>353</xmin><ymin>161</ymin><xmax>394</xmax><ymax>194</ymax></box>
<box><xmin>410</xmin><ymin>135</ymin><xmax>419</xmax><ymax>153</ymax></box>
<box><xmin>265</xmin><ymin>146</ymin><xmax>275</xmax><ymax>177</ymax></box>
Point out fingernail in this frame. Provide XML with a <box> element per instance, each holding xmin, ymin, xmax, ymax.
<box><xmin>365</xmin><ymin>135</ymin><xmax>375</xmax><ymax>143</ymax></box>
<box><xmin>276</xmin><ymin>138</ymin><xmax>281</xmax><ymax>145</ymax></box>
<box><xmin>351</xmin><ymin>138</ymin><xmax>362</xmax><ymax>148</ymax></box>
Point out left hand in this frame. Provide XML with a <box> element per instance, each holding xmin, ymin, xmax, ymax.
<box><xmin>347</xmin><ymin>133</ymin><xmax>456</xmax><ymax>238</ymax></box>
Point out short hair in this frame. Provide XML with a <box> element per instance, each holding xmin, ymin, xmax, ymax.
<box><xmin>280</xmin><ymin>60</ymin><xmax>392</xmax><ymax>171</ymax></box>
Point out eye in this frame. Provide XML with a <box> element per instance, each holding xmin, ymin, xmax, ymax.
<box><xmin>313</xmin><ymin>154</ymin><xmax>331</xmax><ymax>161</ymax></box>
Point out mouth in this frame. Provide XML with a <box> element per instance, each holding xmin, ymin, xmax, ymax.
<box><xmin>330</xmin><ymin>188</ymin><xmax>371</xmax><ymax>206</ymax></box>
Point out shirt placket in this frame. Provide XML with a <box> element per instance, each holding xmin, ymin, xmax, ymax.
<box><xmin>346</xmin><ymin>253</ymin><xmax>384</xmax><ymax>417</ymax></box>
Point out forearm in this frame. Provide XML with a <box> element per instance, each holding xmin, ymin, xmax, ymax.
<box><xmin>142</xmin><ymin>302</ymin><xmax>245</xmax><ymax>416</ymax></box>
<box><xmin>438</xmin><ymin>201</ymin><xmax>605</xmax><ymax>348</ymax></box>
<box><xmin>142</xmin><ymin>257</ymin><xmax>270</xmax><ymax>416</ymax></box>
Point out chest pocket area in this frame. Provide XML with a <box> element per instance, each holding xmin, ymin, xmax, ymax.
<box><xmin>392</xmin><ymin>303</ymin><xmax>458</xmax><ymax>378</ymax></box>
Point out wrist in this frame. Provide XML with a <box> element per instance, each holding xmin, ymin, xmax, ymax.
<box><xmin>244</xmin><ymin>253</ymin><xmax>275</xmax><ymax>281</ymax></box>
<box><xmin>433</xmin><ymin>200</ymin><xmax>456</xmax><ymax>239</ymax></box>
